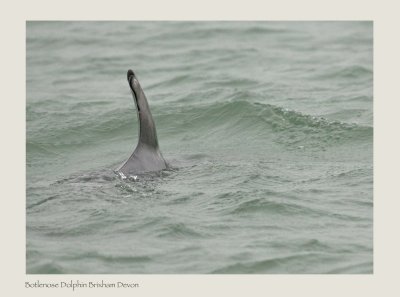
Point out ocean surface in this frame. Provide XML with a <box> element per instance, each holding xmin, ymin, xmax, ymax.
<box><xmin>26</xmin><ymin>21</ymin><xmax>373</xmax><ymax>274</ymax></box>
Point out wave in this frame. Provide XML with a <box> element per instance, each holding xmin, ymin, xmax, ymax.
<box><xmin>211</xmin><ymin>252</ymin><xmax>322</xmax><ymax>274</ymax></box>
<box><xmin>211</xmin><ymin>252</ymin><xmax>372</xmax><ymax>273</ymax></box>
<box><xmin>230</xmin><ymin>196</ymin><xmax>314</xmax><ymax>216</ymax></box>
<box><xmin>27</xmin><ymin>261</ymin><xmax>65</xmax><ymax>274</ymax></box>
<box><xmin>314</xmin><ymin>65</ymin><xmax>372</xmax><ymax>80</ymax></box>
<box><xmin>67</xmin><ymin>251</ymin><xmax>152</xmax><ymax>264</ymax></box>
<box><xmin>157</xmin><ymin>100</ymin><xmax>373</xmax><ymax>149</ymax></box>
<box><xmin>143</xmin><ymin>24</ymin><xmax>288</xmax><ymax>43</ymax></box>
<box><xmin>27</xmin><ymin>99</ymin><xmax>372</xmax><ymax>153</ymax></box>
<box><xmin>156</xmin><ymin>223</ymin><xmax>205</xmax><ymax>239</ymax></box>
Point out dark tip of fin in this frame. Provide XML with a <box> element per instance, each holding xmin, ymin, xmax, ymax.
<box><xmin>127</xmin><ymin>69</ymin><xmax>135</xmax><ymax>81</ymax></box>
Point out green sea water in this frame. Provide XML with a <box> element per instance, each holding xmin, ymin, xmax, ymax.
<box><xmin>26</xmin><ymin>21</ymin><xmax>373</xmax><ymax>273</ymax></box>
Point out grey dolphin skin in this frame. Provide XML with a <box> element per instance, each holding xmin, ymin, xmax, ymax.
<box><xmin>115</xmin><ymin>69</ymin><xmax>168</xmax><ymax>178</ymax></box>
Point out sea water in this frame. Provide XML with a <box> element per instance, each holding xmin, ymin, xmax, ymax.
<box><xmin>26</xmin><ymin>21</ymin><xmax>373</xmax><ymax>273</ymax></box>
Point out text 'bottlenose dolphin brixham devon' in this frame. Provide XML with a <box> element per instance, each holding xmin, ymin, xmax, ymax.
<box><xmin>115</xmin><ymin>70</ymin><xmax>168</xmax><ymax>179</ymax></box>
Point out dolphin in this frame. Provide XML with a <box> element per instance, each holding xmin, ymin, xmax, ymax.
<box><xmin>115</xmin><ymin>69</ymin><xmax>168</xmax><ymax>178</ymax></box>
